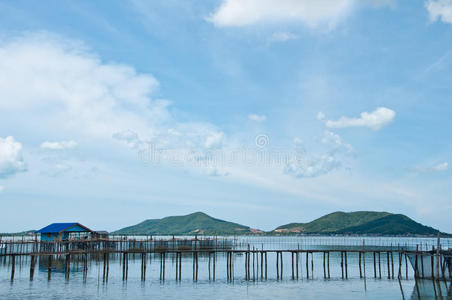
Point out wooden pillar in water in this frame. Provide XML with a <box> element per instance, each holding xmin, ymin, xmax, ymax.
<box><xmin>296</xmin><ymin>252</ymin><xmax>299</xmax><ymax>280</ymax></box>
<box><xmin>48</xmin><ymin>255</ymin><xmax>52</xmax><ymax>280</ymax></box>
<box><xmin>306</xmin><ymin>251</ymin><xmax>310</xmax><ymax>279</ymax></box>
<box><xmin>327</xmin><ymin>251</ymin><xmax>330</xmax><ymax>279</ymax></box>
<box><xmin>281</xmin><ymin>252</ymin><xmax>284</xmax><ymax>280</ymax></box>
<box><xmin>363</xmin><ymin>251</ymin><xmax>366</xmax><ymax>279</ymax></box>
<box><xmin>378</xmin><ymin>252</ymin><xmax>381</xmax><ymax>278</ymax></box>
<box><xmin>30</xmin><ymin>255</ymin><xmax>36</xmax><ymax>281</ymax></box>
<box><xmin>414</xmin><ymin>245</ymin><xmax>419</xmax><ymax>279</ymax></box>
<box><xmin>10</xmin><ymin>255</ymin><xmax>15</xmax><ymax>281</ymax></box>
<box><xmin>212</xmin><ymin>252</ymin><xmax>215</xmax><ymax>281</ymax></box>
<box><xmin>292</xmin><ymin>252</ymin><xmax>295</xmax><ymax>280</ymax></box>
<box><xmin>265</xmin><ymin>252</ymin><xmax>268</xmax><ymax>280</ymax></box>
<box><xmin>323</xmin><ymin>252</ymin><xmax>326</xmax><ymax>279</ymax></box>
<box><xmin>65</xmin><ymin>254</ymin><xmax>71</xmax><ymax>280</ymax></box>
<box><xmin>340</xmin><ymin>251</ymin><xmax>344</xmax><ymax>279</ymax></box>
<box><xmin>373</xmin><ymin>252</ymin><xmax>377</xmax><ymax>278</ymax></box>
<box><xmin>405</xmin><ymin>252</ymin><xmax>408</xmax><ymax>280</ymax></box>
<box><xmin>192</xmin><ymin>252</ymin><xmax>195</xmax><ymax>281</ymax></box>
<box><xmin>252</xmin><ymin>250</ymin><xmax>255</xmax><ymax>281</ymax></box>
<box><xmin>431</xmin><ymin>246</ymin><xmax>435</xmax><ymax>280</ymax></box>
<box><xmin>261</xmin><ymin>251</ymin><xmax>264</xmax><ymax>280</ymax></box>
<box><xmin>276</xmin><ymin>251</ymin><xmax>279</xmax><ymax>280</ymax></box>
<box><xmin>208</xmin><ymin>252</ymin><xmax>211</xmax><ymax>281</ymax></box>
<box><xmin>122</xmin><ymin>252</ymin><xmax>126</xmax><ymax>281</ymax></box>
<box><xmin>344</xmin><ymin>252</ymin><xmax>348</xmax><ymax>279</ymax></box>
<box><xmin>387</xmin><ymin>251</ymin><xmax>391</xmax><ymax>279</ymax></box>
<box><xmin>359</xmin><ymin>252</ymin><xmax>362</xmax><ymax>278</ymax></box>
<box><xmin>391</xmin><ymin>251</ymin><xmax>394</xmax><ymax>279</ymax></box>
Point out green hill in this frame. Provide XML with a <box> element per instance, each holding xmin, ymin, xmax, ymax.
<box><xmin>114</xmin><ymin>212</ymin><xmax>261</xmax><ymax>235</ymax></box>
<box><xmin>334</xmin><ymin>214</ymin><xmax>441</xmax><ymax>235</ymax></box>
<box><xmin>274</xmin><ymin>211</ymin><xmax>447</xmax><ymax>236</ymax></box>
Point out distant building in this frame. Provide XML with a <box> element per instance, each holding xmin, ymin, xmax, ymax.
<box><xmin>93</xmin><ymin>230</ymin><xmax>109</xmax><ymax>239</ymax></box>
<box><xmin>35</xmin><ymin>223</ymin><xmax>93</xmax><ymax>241</ymax></box>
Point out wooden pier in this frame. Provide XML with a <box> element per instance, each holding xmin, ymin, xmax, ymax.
<box><xmin>1</xmin><ymin>237</ymin><xmax>451</xmax><ymax>283</ymax></box>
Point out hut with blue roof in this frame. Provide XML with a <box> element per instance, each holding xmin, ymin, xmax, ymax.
<box><xmin>35</xmin><ymin>223</ymin><xmax>93</xmax><ymax>241</ymax></box>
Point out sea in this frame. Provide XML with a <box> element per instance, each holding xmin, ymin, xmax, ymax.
<box><xmin>1</xmin><ymin>236</ymin><xmax>451</xmax><ymax>299</ymax></box>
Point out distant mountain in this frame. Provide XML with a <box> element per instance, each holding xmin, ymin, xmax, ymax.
<box><xmin>274</xmin><ymin>211</ymin><xmax>448</xmax><ymax>236</ymax></box>
<box><xmin>114</xmin><ymin>212</ymin><xmax>263</xmax><ymax>235</ymax></box>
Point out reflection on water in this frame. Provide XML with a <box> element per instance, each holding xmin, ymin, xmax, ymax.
<box><xmin>410</xmin><ymin>280</ymin><xmax>452</xmax><ymax>299</ymax></box>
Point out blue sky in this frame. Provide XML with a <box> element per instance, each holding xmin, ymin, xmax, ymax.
<box><xmin>0</xmin><ymin>0</ymin><xmax>451</xmax><ymax>232</ymax></box>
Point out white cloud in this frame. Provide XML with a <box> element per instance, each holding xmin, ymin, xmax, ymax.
<box><xmin>325</xmin><ymin>107</ymin><xmax>396</xmax><ymax>130</ymax></box>
<box><xmin>426</xmin><ymin>0</ymin><xmax>452</xmax><ymax>24</ymax></box>
<box><xmin>0</xmin><ymin>136</ymin><xmax>27</xmax><ymax>178</ymax></box>
<box><xmin>433</xmin><ymin>162</ymin><xmax>449</xmax><ymax>171</ymax></box>
<box><xmin>270</xmin><ymin>32</ymin><xmax>298</xmax><ymax>42</ymax></box>
<box><xmin>40</xmin><ymin>140</ymin><xmax>77</xmax><ymax>150</ymax></box>
<box><xmin>321</xmin><ymin>130</ymin><xmax>353</xmax><ymax>153</ymax></box>
<box><xmin>0</xmin><ymin>33</ymin><xmax>224</xmax><ymax>157</ymax></box>
<box><xmin>284</xmin><ymin>154</ymin><xmax>341</xmax><ymax>178</ymax></box>
<box><xmin>207</xmin><ymin>0</ymin><xmax>356</xmax><ymax>30</ymax></box>
<box><xmin>411</xmin><ymin>162</ymin><xmax>449</xmax><ymax>173</ymax></box>
<box><xmin>204</xmin><ymin>132</ymin><xmax>224</xmax><ymax>149</ymax></box>
<box><xmin>248</xmin><ymin>114</ymin><xmax>267</xmax><ymax>122</ymax></box>
<box><xmin>317</xmin><ymin>112</ymin><xmax>326</xmax><ymax>121</ymax></box>
<box><xmin>0</xmin><ymin>185</ymin><xmax>4</xmax><ymax>192</ymax></box>
<box><xmin>284</xmin><ymin>131</ymin><xmax>352</xmax><ymax>178</ymax></box>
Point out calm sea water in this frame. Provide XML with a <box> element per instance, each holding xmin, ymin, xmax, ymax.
<box><xmin>1</xmin><ymin>236</ymin><xmax>451</xmax><ymax>299</ymax></box>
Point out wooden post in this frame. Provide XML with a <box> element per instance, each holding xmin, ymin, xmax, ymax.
<box><xmin>359</xmin><ymin>251</ymin><xmax>362</xmax><ymax>278</ymax></box>
<box><xmin>436</xmin><ymin>233</ymin><xmax>440</xmax><ymax>281</ymax></box>
<box><xmin>10</xmin><ymin>255</ymin><xmax>15</xmax><ymax>281</ymax></box>
<box><xmin>431</xmin><ymin>246</ymin><xmax>435</xmax><ymax>280</ymax></box>
<box><xmin>327</xmin><ymin>251</ymin><xmax>330</xmax><ymax>278</ymax></box>
<box><xmin>341</xmin><ymin>251</ymin><xmax>344</xmax><ymax>279</ymax></box>
<box><xmin>192</xmin><ymin>252</ymin><xmax>195</xmax><ymax>281</ymax></box>
<box><xmin>378</xmin><ymin>252</ymin><xmax>382</xmax><ymax>279</ymax></box>
<box><xmin>373</xmin><ymin>252</ymin><xmax>376</xmax><ymax>278</ymax></box>
<box><xmin>122</xmin><ymin>252</ymin><xmax>126</xmax><ymax>281</ymax></box>
<box><xmin>261</xmin><ymin>251</ymin><xmax>264</xmax><ymax>280</ymax></box>
<box><xmin>344</xmin><ymin>251</ymin><xmax>348</xmax><ymax>279</ymax></box>
<box><xmin>296</xmin><ymin>252</ymin><xmax>299</xmax><ymax>280</ymax></box>
<box><xmin>48</xmin><ymin>255</ymin><xmax>52</xmax><ymax>280</ymax></box>
<box><xmin>30</xmin><ymin>255</ymin><xmax>36</xmax><ymax>281</ymax></box>
<box><xmin>126</xmin><ymin>252</ymin><xmax>129</xmax><ymax>280</ymax></box>
<box><xmin>265</xmin><ymin>252</ymin><xmax>268</xmax><ymax>280</ymax></box>
<box><xmin>212</xmin><ymin>252</ymin><xmax>215</xmax><ymax>281</ymax></box>
<box><xmin>276</xmin><ymin>251</ymin><xmax>279</xmax><ymax>280</ymax></box>
<box><xmin>405</xmin><ymin>252</ymin><xmax>408</xmax><ymax>280</ymax></box>
<box><xmin>391</xmin><ymin>251</ymin><xmax>394</xmax><ymax>279</ymax></box>
<box><xmin>387</xmin><ymin>251</ymin><xmax>391</xmax><ymax>279</ymax></box>
<box><xmin>253</xmin><ymin>250</ymin><xmax>255</xmax><ymax>281</ymax></box>
<box><xmin>306</xmin><ymin>251</ymin><xmax>310</xmax><ymax>279</ymax></box>
<box><xmin>323</xmin><ymin>252</ymin><xmax>326</xmax><ymax>279</ymax></box>
<box><xmin>281</xmin><ymin>252</ymin><xmax>284</xmax><ymax>280</ymax></box>
<box><xmin>66</xmin><ymin>254</ymin><xmax>71</xmax><ymax>280</ymax></box>
<box><xmin>414</xmin><ymin>245</ymin><xmax>419</xmax><ymax>279</ymax></box>
<box><xmin>363</xmin><ymin>251</ymin><xmax>366</xmax><ymax>279</ymax></box>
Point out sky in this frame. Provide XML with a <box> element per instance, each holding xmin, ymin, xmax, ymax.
<box><xmin>0</xmin><ymin>0</ymin><xmax>451</xmax><ymax>233</ymax></box>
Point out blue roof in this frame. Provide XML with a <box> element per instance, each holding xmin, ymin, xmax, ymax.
<box><xmin>35</xmin><ymin>223</ymin><xmax>91</xmax><ymax>233</ymax></box>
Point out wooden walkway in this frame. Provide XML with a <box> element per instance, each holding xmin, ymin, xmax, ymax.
<box><xmin>1</xmin><ymin>238</ymin><xmax>451</xmax><ymax>282</ymax></box>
